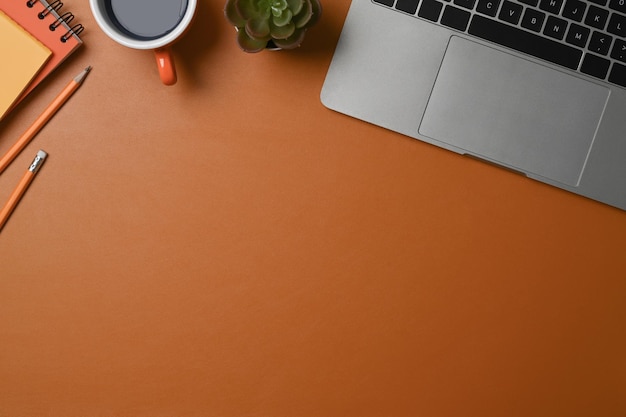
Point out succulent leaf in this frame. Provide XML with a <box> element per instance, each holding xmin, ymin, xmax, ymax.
<box><xmin>272</xmin><ymin>9</ymin><xmax>293</xmax><ymax>27</ymax></box>
<box><xmin>270</xmin><ymin>21</ymin><xmax>295</xmax><ymax>39</ymax></box>
<box><xmin>236</xmin><ymin>0</ymin><xmax>265</xmax><ymax>19</ymax></box>
<box><xmin>270</xmin><ymin>0</ymin><xmax>288</xmax><ymax>16</ymax></box>
<box><xmin>307</xmin><ymin>0</ymin><xmax>322</xmax><ymax>27</ymax></box>
<box><xmin>225</xmin><ymin>0</ymin><xmax>246</xmax><ymax>27</ymax></box>
<box><xmin>246</xmin><ymin>16</ymin><xmax>271</xmax><ymax>38</ymax></box>
<box><xmin>272</xmin><ymin>27</ymin><xmax>306</xmax><ymax>49</ymax></box>
<box><xmin>237</xmin><ymin>27</ymin><xmax>270</xmax><ymax>52</ymax></box>
<box><xmin>225</xmin><ymin>0</ymin><xmax>321</xmax><ymax>52</ymax></box>
<box><xmin>286</xmin><ymin>0</ymin><xmax>304</xmax><ymax>15</ymax></box>
<box><xmin>293</xmin><ymin>0</ymin><xmax>312</xmax><ymax>28</ymax></box>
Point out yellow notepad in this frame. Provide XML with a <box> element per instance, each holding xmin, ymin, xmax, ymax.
<box><xmin>0</xmin><ymin>10</ymin><xmax>51</xmax><ymax>120</ymax></box>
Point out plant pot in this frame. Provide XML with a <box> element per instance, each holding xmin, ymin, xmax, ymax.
<box><xmin>265</xmin><ymin>39</ymin><xmax>282</xmax><ymax>51</ymax></box>
<box><xmin>225</xmin><ymin>0</ymin><xmax>322</xmax><ymax>53</ymax></box>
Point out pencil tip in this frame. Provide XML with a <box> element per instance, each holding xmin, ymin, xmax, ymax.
<box><xmin>75</xmin><ymin>66</ymin><xmax>92</xmax><ymax>83</ymax></box>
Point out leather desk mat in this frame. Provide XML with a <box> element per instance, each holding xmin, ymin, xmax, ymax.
<box><xmin>1</xmin><ymin>0</ymin><xmax>625</xmax><ymax>415</ymax></box>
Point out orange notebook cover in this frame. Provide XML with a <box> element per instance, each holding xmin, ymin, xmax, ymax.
<box><xmin>0</xmin><ymin>0</ymin><xmax>83</xmax><ymax>105</ymax></box>
<box><xmin>0</xmin><ymin>10</ymin><xmax>51</xmax><ymax>120</ymax></box>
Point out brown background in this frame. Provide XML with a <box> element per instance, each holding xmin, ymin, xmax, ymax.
<box><xmin>1</xmin><ymin>0</ymin><xmax>625</xmax><ymax>416</ymax></box>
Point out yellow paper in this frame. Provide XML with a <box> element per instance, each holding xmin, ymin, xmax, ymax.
<box><xmin>0</xmin><ymin>10</ymin><xmax>51</xmax><ymax>119</ymax></box>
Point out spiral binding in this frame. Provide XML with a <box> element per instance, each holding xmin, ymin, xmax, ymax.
<box><xmin>25</xmin><ymin>0</ymin><xmax>84</xmax><ymax>42</ymax></box>
<box><xmin>50</xmin><ymin>11</ymin><xmax>72</xmax><ymax>31</ymax></box>
<box><xmin>38</xmin><ymin>0</ymin><xmax>62</xmax><ymax>19</ymax></box>
<box><xmin>61</xmin><ymin>23</ymin><xmax>83</xmax><ymax>42</ymax></box>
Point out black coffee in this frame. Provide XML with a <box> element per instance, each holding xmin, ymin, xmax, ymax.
<box><xmin>105</xmin><ymin>0</ymin><xmax>188</xmax><ymax>40</ymax></box>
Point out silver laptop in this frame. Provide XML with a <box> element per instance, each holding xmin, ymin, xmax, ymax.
<box><xmin>321</xmin><ymin>0</ymin><xmax>626</xmax><ymax>211</ymax></box>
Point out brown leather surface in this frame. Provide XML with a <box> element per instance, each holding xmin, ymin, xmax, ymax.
<box><xmin>1</xmin><ymin>0</ymin><xmax>625</xmax><ymax>415</ymax></box>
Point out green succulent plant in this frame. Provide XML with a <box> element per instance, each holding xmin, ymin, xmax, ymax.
<box><xmin>225</xmin><ymin>0</ymin><xmax>322</xmax><ymax>52</ymax></box>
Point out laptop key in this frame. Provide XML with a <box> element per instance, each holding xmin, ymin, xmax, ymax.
<box><xmin>521</xmin><ymin>8</ymin><xmax>546</xmax><ymax>31</ymax></box>
<box><xmin>607</xmin><ymin>13</ymin><xmax>626</xmax><ymax>36</ymax></box>
<box><xmin>454</xmin><ymin>0</ymin><xmax>476</xmax><ymax>9</ymax></box>
<box><xmin>608</xmin><ymin>62</ymin><xmax>626</xmax><ymax>86</ymax></box>
<box><xmin>468</xmin><ymin>15</ymin><xmax>583</xmax><ymax>69</ymax></box>
<box><xmin>499</xmin><ymin>0</ymin><xmax>523</xmax><ymax>24</ymax></box>
<box><xmin>476</xmin><ymin>0</ymin><xmax>501</xmax><ymax>16</ymax></box>
<box><xmin>581</xmin><ymin>53</ymin><xmax>611</xmax><ymax>78</ymax></box>
<box><xmin>562</xmin><ymin>0</ymin><xmax>586</xmax><ymax>21</ymax></box>
<box><xmin>566</xmin><ymin>23</ymin><xmax>590</xmax><ymax>47</ymax></box>
<box><xmin>418</xmin><ymin>0</ymin><xmax>444</xmax><ymax>21</ymax></box>
<box><xmin>609</xmin><ymin>0</ymin><xmax>626</xmax><ymax>13</ymax></box>
<box><xmin>373</xmin><ymin>0</ymin><xmax>395</xmax><ymax>6</ymax></box>
<box><xmin>396</xmin><ymin>0</ymin><xmax>420</xmax><ymax>14</ymax></box>
<box><xmin>543</xmin><ymin>15</ymin><xmax>569</xmax><ymax>40</ymax></box>
<box><xmin>611</xmin><ymin>38</ymin><xmax>626</xmax><ymax>62</ymax></box>
<box><xmin>588</xmin><ymin>31</ymin><xmax>613</xmax><ymax>55</ymax></box>
<box><xmin>585</xmin><ymin>5</ymin><xmax>609</xmax><ymax>29</ymax></box>
<box><xmin>441</xmin><ymin>5</ymin><xmax>471</xmax><ymax>30</ymax></box>
<box><xmin>539</xmin><ymin>0</ymin><xmax>564</xmax><ymax>14</ymax></box>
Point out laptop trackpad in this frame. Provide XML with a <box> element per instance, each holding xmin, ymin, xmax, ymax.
<box><xmin>419</xmin><ymin>36</ymin><xmax>609</xmax><ymax>186</ymax></box>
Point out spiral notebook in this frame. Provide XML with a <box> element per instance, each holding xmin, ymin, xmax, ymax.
<box><xmin>0</xmin><ymin>0</ymin><xmax>84</xmax><ymax>108</ymax></box>
<box><xmin>0</xmin><ymin>10</ymin><xmax>51</xmax><ymax>119</ymax></box>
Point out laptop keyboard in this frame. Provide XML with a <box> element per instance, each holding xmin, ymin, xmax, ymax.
<box><xmin>373</xmin><ymin>0</ymin><xmax>626</xmax><ymax>87</ymax></box>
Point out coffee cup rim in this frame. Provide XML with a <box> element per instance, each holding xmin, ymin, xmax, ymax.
<box><xmin>89</xmin><ymin>0</ymin><xmax>197</xmax><ymax>50</ymax></box>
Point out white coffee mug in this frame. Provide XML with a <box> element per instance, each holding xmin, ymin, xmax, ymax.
<box><xmin>90</xmin><ymin>0</ymin><xmax>197</xmax><ymax>85</ymax></box>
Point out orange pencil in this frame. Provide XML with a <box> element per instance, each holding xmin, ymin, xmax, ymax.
<box><xmin>0</xmin><ymin>150</ymin><xmax>47</xmax><ymax>232</ymax></box>
<box><xmin>0</xmin><ymin>66</ymin><xmax>91</xmax><ymax>175</ymax></box>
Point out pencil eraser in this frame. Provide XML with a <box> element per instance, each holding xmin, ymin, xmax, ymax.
<box><xmin>28</xmin><ymin>150</ymin><xmax>48</xmax><ymax>173</ymax></box>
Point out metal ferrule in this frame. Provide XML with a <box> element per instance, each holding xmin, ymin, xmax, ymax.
<box><xmin>28</xmin><ymin>151</ymin><xmax>47</xmax><ymax>173</ymax></box>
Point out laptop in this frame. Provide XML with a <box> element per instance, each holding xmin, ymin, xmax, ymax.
<box><xmin>321</xmin><ymin>0</ymin><xmax>626</xmax><ymax>211</ymax></box>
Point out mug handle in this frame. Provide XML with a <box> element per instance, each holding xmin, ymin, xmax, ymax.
<box><xmin>154</xmin><ymin>47</ymin><xmax>177</xmax><ymax>85</ymax></box>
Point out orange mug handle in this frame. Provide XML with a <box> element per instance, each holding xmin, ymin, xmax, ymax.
<box><xmin>154</xmin><ymin>47</ymin><xmax>177</xmax><ymax>86</ymax></box>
